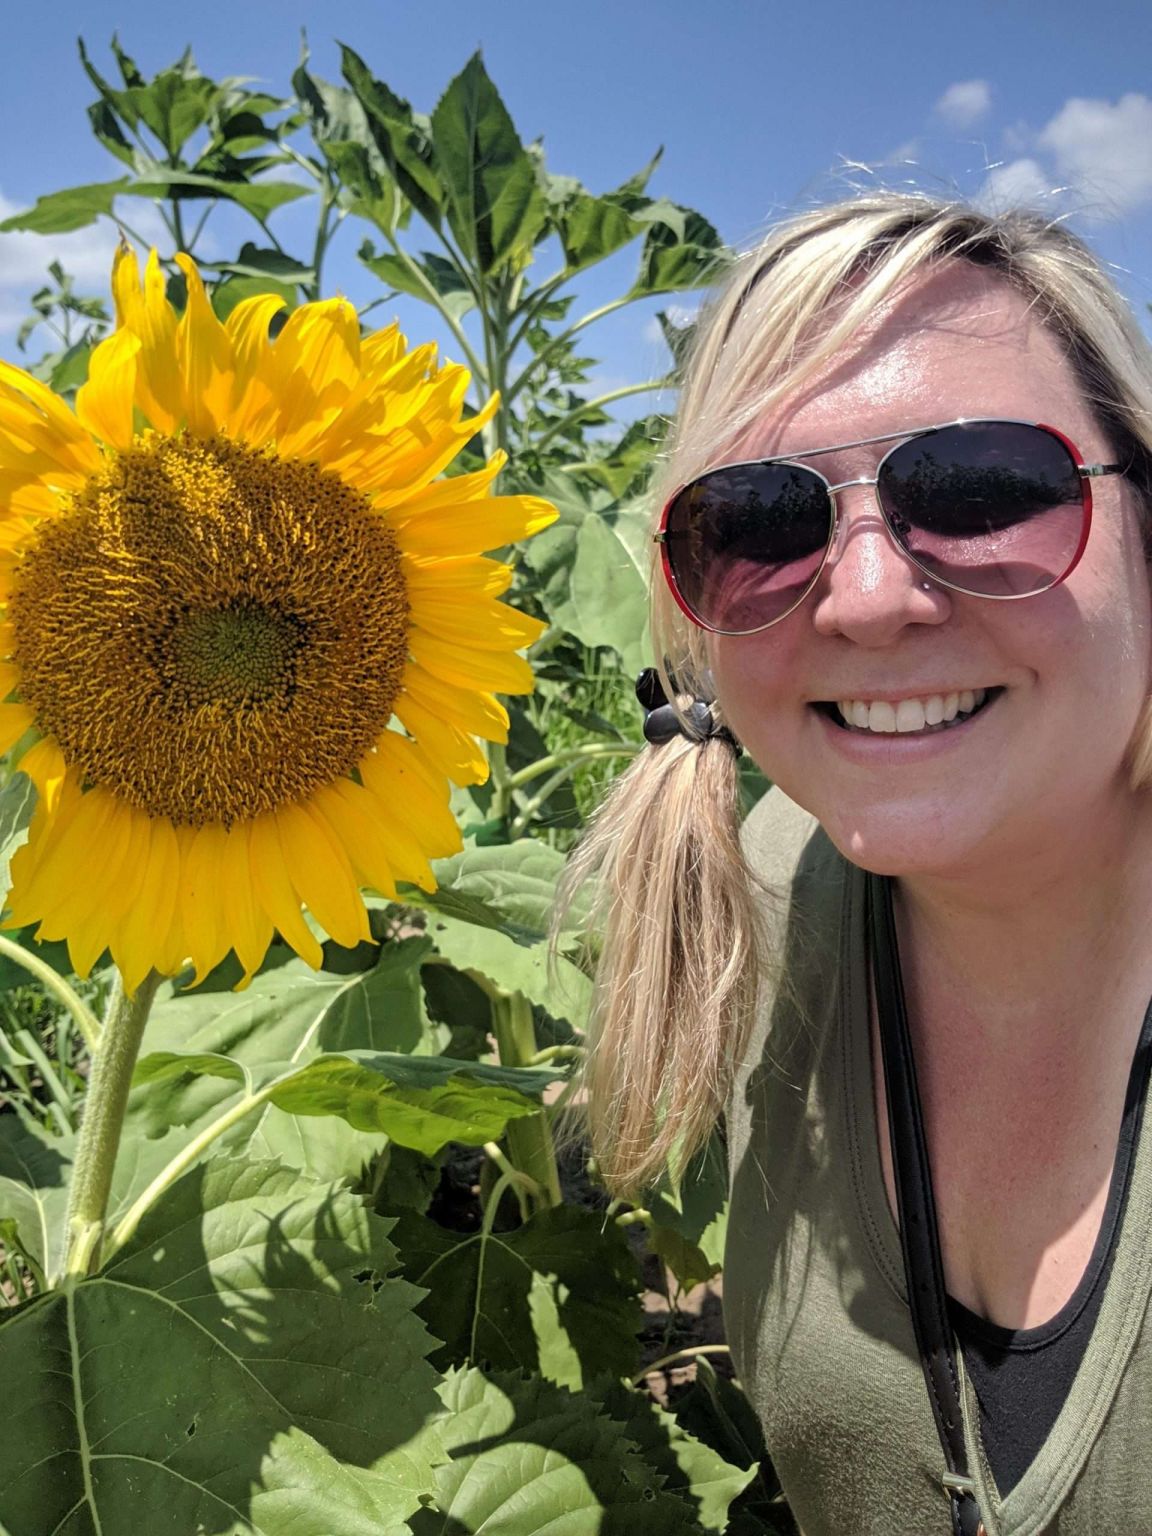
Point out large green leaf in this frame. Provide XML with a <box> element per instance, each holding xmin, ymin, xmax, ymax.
<box><xmin>0</xmin><ymin>1114</ymin><xmax>71</xmax><ymax>1286</ymax></box>
<box><xmin>340</xmin><ymin>47</ymin><xmax>444</xmax><ymax>229</ymax></box>
<box><xmin>413</xmin><ymin>1367</ymin><xmax>703</xmax><ymax>1534</ymax></box>
<box><xmin>422</xmin><ymin>911</ymin><xmax>590</xmax><ymax>1026</ymax></box>
<box><xmin>0</xmin><ymin>1157</ymin><xmax>442</xmax><ymax>1535</ymax></box>
<box><xmin>429</xmin><ymin>53</ymin><xmax>546</xmax><ymax>273</ymax></box>
<box><xmin>389</xmin><ymin>1205</ymin><xmax>641</xmax><ymax>1387</ymax></box>
<box><xmin>424</xmin><ymin>839</ymin><xmax>578</xmax><ymax>942</ymax></box>
<box><xmin>133</xmin><ymin>1043</ymin><xmax>556</xmax><ymax>1154</ymax></box>
<box><xmin>0</xmin><ymin>180</ymin><xmax>129</xmax><ymax>234</ymax></box>
<box><xmin>121</xmin><ymin>938</ymin><xmax>446</xmax><ymax>1184</ymax></box>
<box><xmin>583</xmin><ymin>1378</ymin><xmax>757</xmax><ymax>1532</ymax></box>
<box><xmin>530</xmin><ymin>488</ymin><xmax>653</xmax><ymax>672</ymax></box>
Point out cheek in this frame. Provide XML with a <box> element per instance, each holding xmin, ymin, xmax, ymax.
<box><xmin>707</xmin><ymin>633</ymin><xmax>803</xmax><ymax>758</ymax></box>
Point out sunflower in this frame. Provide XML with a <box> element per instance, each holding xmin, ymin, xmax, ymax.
<box><xmin>0</xmin><ymin>247</ymin><xmax>555</xmax><ymax>991</ymax></box>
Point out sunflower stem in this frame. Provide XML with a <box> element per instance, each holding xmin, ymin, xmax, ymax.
<box><xmin>490</xmin><ymin>989</ymin><xmax>562</xmax><ymax>1214</ymax></box>
<box><xmin>61</xmin><ymin>969</ymin><xmax>161</xmax><ymax>1281</ymax></box>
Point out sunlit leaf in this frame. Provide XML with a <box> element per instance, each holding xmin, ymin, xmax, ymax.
<box><xmin>430</xmin><ymin>53</ymin><xmax>546</xmax><ymax>272</ymax></box>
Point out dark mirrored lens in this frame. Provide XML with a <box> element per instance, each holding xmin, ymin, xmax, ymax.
<box><xmin>663</xmin><ymin>463</ymin><xmax>831</xmax><ymax>631</ymax></box>
<box><xmin>878</xmin><ymin>422</ymin><xmax>1085</xmax><ymax>597</ymax></box>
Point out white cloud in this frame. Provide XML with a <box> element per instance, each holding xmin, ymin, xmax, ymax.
<box><xmin>934</xmin><ymin>80</ymin><xmax>992</xmax><ymax>129</ymax></box>
<box><xmin>0</xmin><ymin>191</ymin><xmax>170</xmax><ymax>353</ymax></box>
<box><xmin>976</xmin><ymin>157</ymin><xmax>1053</xmax><ymax>211</ymax></box>
<box><xmin>1037</xmin><ymin>93</ymin><xmax>1152</xmax><ymax>213</ymax></box>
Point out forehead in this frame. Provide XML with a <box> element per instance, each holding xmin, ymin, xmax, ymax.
<box><xmin>751</xmin><ymin>263</ymin><xmax>1094</xmax><ymax>461</ymax></box>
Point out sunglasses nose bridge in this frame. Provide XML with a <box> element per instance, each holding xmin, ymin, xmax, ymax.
<box><xmin>825</xmin><ymin>475</ymin><xmax>882</xmax><ymax>555</ymax></box>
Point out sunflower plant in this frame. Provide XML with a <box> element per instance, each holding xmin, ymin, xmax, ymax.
<box><xmin>0</xmin><ymin>37</ymin><xmax>790</xmax><ymax>1536</ymax></box>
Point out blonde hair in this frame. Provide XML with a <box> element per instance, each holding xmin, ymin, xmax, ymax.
<box><xmin>563</xmin><ymin>192</ymin><xmax>1152</xmax><ymax>1196</ymax></box>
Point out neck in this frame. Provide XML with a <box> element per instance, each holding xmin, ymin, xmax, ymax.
<box><xmin>893</xmin><ymin>786</ymin><xmax>1152</xmax><ymax>1061</ymax></box>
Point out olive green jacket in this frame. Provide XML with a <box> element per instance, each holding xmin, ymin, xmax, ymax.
<box><xmin>725</xmin><ymin>788</ymin><xmax>1152</xmax><ymax>1535</ymax></box>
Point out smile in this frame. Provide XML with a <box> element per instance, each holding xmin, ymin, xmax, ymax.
<box><xmin>818</xmin><ymin>687</ymin><xmax>1003</xmax><ymax>735</ymax></box>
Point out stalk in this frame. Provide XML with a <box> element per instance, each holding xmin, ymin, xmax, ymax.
<box><xmin>490</xmin><ymin>990</ymin><xmax>562</xmax><ymax>1212</ymax></box>
<box><xmin>61</xmin><ymin>970</ymin><xmax>161</xmax><ymax>1280</ymax></box>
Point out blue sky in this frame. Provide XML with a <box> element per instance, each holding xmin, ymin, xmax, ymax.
<box><xmin>1</xmin><ymin>0</ymin><xmax>1149</xmax><ymax>400</ymax></box>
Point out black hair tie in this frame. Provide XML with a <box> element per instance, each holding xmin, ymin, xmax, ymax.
<box><xmin>635</xmin><ymin>667</ymin><xmax>742</xmax><ymax>754</ymax></box>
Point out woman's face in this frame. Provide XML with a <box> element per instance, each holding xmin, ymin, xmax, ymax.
<box><xmin>707</xmin><ymin>263</ymin><xmax>1152</xmax><ymax>878</ymax></box>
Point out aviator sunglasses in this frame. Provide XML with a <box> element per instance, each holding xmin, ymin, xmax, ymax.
<box><xmin>656</xmin><ymin>418</ymin><xmax>1125</xmax><ymax>636</ymax></box>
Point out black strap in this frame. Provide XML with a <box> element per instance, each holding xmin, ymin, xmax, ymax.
<box><xmin>866</xmin><ymin>872</ymin><xmax>986</xmax><ymax>1536</ymax></box>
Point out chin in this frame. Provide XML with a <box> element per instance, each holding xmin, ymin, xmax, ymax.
<box><xmin>807</xmin><ymin>798</ymin><xmax>986</xmax><ymax>879</ymax></box>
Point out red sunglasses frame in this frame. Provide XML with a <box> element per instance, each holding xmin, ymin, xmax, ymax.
<box><xmin>655</xmin><ymin>418</ymin><xmax>1124</xmax><ymax>636</ymax></box>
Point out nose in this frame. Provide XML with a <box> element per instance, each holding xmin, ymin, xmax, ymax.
<box><xmin>809</xmin><ymin>484</ymin><xmax>950</xmax><ymax>645</ymax></box>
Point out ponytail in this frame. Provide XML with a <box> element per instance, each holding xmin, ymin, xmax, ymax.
<box><xmin>556</xmin><ymin>720</ymin><xmax>763</xmax><ymax>1197</ymax></box>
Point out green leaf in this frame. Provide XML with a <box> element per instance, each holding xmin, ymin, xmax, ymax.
<box><xmin>415</xmin><ymin>1367</ymin><xmax>703</xmax><ymax>1533</ymax></box>
<box><xmin>340</xmin><ymin>46</ymin><xmax>444</xmax><ymax>229</ymax></box>
<box><xmin>123</xmin><ymin>938</ymin><xmax>441</xmax><ymax>1184</ymax></box>
<box><xmin>121</xmin><ymin>67</ymin><xmax>218</xmax><ymax>158</ymax></box>
<box><xmin>211</xmin><ymin>272</ymin><xmax>298</xmax><ymax>321</ymax></box>
<box><xmin>0</xmin><ymin>180</ymin><xmax>129</xmax><ymax>234</ymax></box>
<box><xmin>131</xmin><ymin>1046</ymin><xmax>555</xmax><ymax>1155</ymax></box>
<box><xmin>0</xmin><ymin>1114</ymin><xmax>72</xmax><ymax>1285</ymax></box>
<box><xmin>426</xmin><ymin>839</ymin><xmax>577</xmax><ymax>942</ymax></box>
<box><xmin>536</xmin><ymin>491</ymin><xmax>652</xmax><ymax>672</ymax></box>
<box><xmin>630</xmin><ymin>204</ymin><xmax>728</xmax><ymax>297</ymax></box>
<box><xmin>0</xmin><ymin>1157</ymin><xmax>441</xmax><ymax>1534</ymax></box>
<box><xmin>422</xmin><ymin>911</ymin><xmax>590</xmax><ymax>1026</ymax></box>
<box><xmin>644</xmin><ymin>1132</ymin><xmax>729</xmax><ymax>1290</ymax></box>
<box><xmin>211</xmin><ymin>241</ymin><xmax>315</xmax><ymax>285</ymax></box>
<box><xmin>390</xmin><ymin>1205</ymin><xmax>642</xmax><ymax>1387</ymax></box>
<box><xmin>429</xmin><ymin>52</ymin><xmax>547</xmax><ymax>273</ymax></box>
<box><xmin>359</xmin><ymin>242</ymin><xmax>476</xmax><ymax>321</ymax></box>
<box><xmin>0</xmin><ymin>771</ymin><xmax>36</xmax><ymax>902</ymax></box>
<box><xmin>583</xmin><ymin>1378</ymin><xmax>757</xmax><ymax>1532</ymax></box>
<box><xmin>557</xmin><ymin>191</ymin><xmax>641</xmax><ymax>274</ymax></box>
<box><xmin>123</xmin><ymin>170</ymin><xmax>310</xmax><ymax>221</ymax></box>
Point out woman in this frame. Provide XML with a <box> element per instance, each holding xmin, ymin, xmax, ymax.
<box><xmin>568</xmin><ymin>195</ymin><xmax>1152</xmax><ymax>1534</ymax></box>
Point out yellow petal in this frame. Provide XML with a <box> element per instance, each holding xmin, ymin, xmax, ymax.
<box><xmin>180</xmin><ymin>821</ymin><xmax>232</xmax><ymax>984</ymax></box>
<box><xmin>277</xmin><ymin>799</ymin><xmax>370</xmax><ymax>950</ymax></box>
<box><xmin>110</xmin><ymin>813</ymin><xmax>180</xmax><ymax>992</ymax></box>
<box><xmin>220</xmin><ymin>820</ymin><xmax>273</xmax><ymax>985</ymax></box>
<box><xmin>393</xmin><ymin>693</ymin><xmax>490</xmax><ymax>787</ymax></box>
<box><xmin>16</xmin><ymin>736</ymin><xmax>66</xmax><ymax>812</ymax></box>
<box><xmin>404</xmin><ymin>553</ymin><xmax>513</xmax><ymax>598</ymax></box>
<box><xmin>408</xmin><ymin>628</ymin><xmax>535</xmax><ymax>695</ymax></box>
<box><xmin>392</xmin><ymin>495</ymin><xmax>558</xmax><ymax>557</ymax></box>
<box><xmin>411</xmin><ymin>590</ymin><xmax>546</xmax><ymax>652</ymax></box>
<box><xmin>403</xmin><ymin>663</ymin><xmax>510</xmax><ymax>741</ymax></box>
<box><xmin>174</xmin><ymin>254</ymin><xmax>235</xmax><ymax>436</ymax></box>
<box><xmin>0</xmin><ymin>703</ymin><xmax>31</xmax><ymax>752</ymax></box>
<box><xmin>312</xmin><ymin>781</ymin><xmax>403</xmax><ymax>897</ymax></box>
<box><xmin>379</xmin><ymin>453</ymin><xmax>504</xmax><ymax>515</ymax></box>
<box><xmin>74</xmin><ymin>329</ymin><xmax>140</xmax><ymax>451</ymax></box>
<box><xmin>248</xmin><ymin>814</ymin><xmax>323</xmax><ymax>970</ymax></box>
<box><xmin>113</xmin><ymin>246</ymin><xmax>181</xmax><ymax>432</ymax></box>
<box><xmin>361</xmin><ymin>732</ymin><xmax>462</xmax><ymax>859</ymax></box>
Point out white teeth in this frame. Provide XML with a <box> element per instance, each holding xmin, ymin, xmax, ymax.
<box><xmin>895</xmin><ymin>699</ymin><xmax>926</xmax><ymax>733</ymax></box>
<box><xmin>833</xmin><ymin>689</ymin><xmax>994</xmax><ymax>735</ymax></box>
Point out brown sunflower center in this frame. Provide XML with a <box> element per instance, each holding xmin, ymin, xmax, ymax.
<box><xmin>10</xmin><ymin>432</ymin><xmax>410</xmax><ymax>825</ymax></box>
